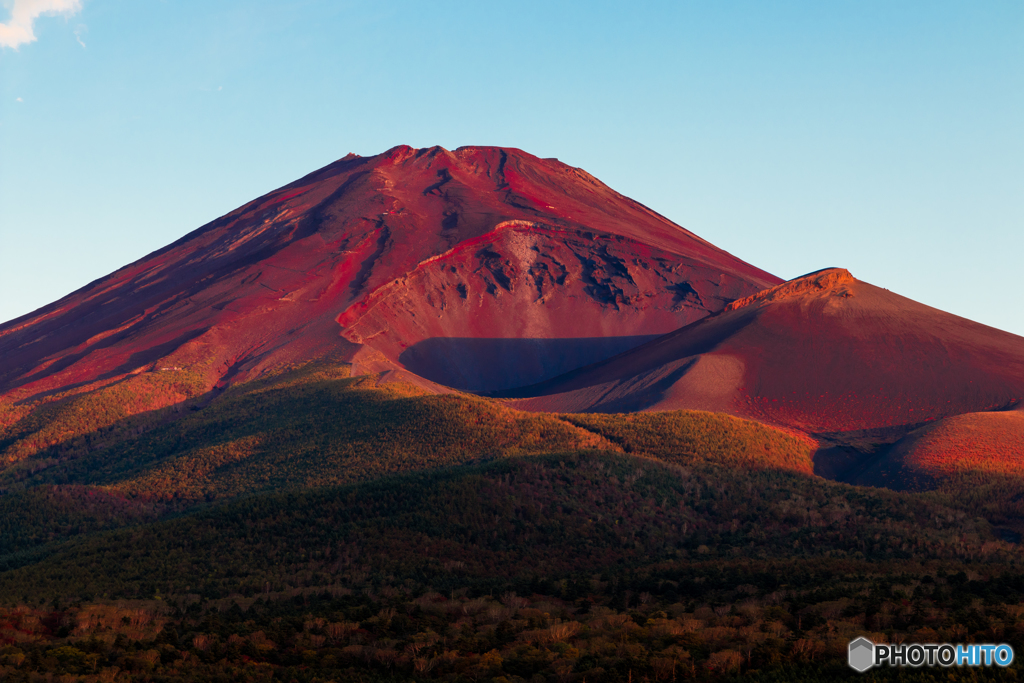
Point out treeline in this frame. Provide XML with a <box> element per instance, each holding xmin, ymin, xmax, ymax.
<box><xmin>2</xmin><ymin>565</ymin><xmax>1024</xmax><ymax>681</ymax></box>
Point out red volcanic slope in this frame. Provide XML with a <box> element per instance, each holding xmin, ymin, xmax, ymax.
<box><xmin>886</xmin><ymin>407</ymin><xmax>1024</xmax><ymax>481</ymax></box>
<box><xmin>504</xmin><ymin>268</ymin><xmax>1024</xmax><ymax>435</ymax></box>
<box><xmin>840</xmin><ymin>404</ymin><xmax>1024</xmax><ymax>490</ymax></box>
<box><xmin>0</xmin><ymin>145</ymin><xmax>779</xmax><ymax>406</ymax></box>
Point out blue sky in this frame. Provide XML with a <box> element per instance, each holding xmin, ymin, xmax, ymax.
<box><xmin>2</xmin><ymin>1</ymin><xmax>1022</xmax><ymax>335</ymax></box>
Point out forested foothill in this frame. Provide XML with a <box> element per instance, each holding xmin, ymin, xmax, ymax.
<box><xmin>1</xmin><ymin>362</ymin><xmax>1022</xmax><ymax>681</ymax></box>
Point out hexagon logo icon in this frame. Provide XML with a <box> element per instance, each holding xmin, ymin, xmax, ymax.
<box><xmin>849</xmin><ymin>637</ymin><xmax>875</xmax><ymax>672</ymax></box>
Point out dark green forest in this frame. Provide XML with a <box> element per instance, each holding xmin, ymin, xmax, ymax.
<box><xmin>0</xmin><ymin>362</ymin><xmax>1022</xmax><ymax>681</ymax></box>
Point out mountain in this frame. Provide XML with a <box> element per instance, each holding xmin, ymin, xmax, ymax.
<box><xmin>0</xmin><ymin>145</ymin><xmax>777</xmax><ymax>418</ymax></box>
<box><xmin>5</xmin><ymin>147</ymin><xmax>1023</xmax><ymax>485</ymax></box>
<box><xmin>501</xmin><ymin>268</ymin><xmax>1024</xmax><ymax>467</ymax></box>
<box><xmin>3</xmin><ymin>147</ymin><xmax>1024</xmax><ymax>681</ymax></box>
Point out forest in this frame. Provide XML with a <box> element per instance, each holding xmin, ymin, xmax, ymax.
<box><xmin>0</xmin><ymin>361</ymin><xmax>1022</xmax><ymax>680</ymax></box>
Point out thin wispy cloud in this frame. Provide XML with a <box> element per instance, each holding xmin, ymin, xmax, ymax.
<box><xmin>73</xmin><ymin>22</ymin><xmax>85</xmax><ymax>48</ymax></box>
<box><xmin>0</xmin><ymin>0</ymin><xmax>82</xmax><ymax>50</ymax></box>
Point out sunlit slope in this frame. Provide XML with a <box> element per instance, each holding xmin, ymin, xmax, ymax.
<box><xmin>897</xmin><ymin>409</ymin><xmax>1024</xmax><ymax>479</ymax></box>
<box><xmin>560</xmin><ymin>411</ymin><xmax>816</xmax><ymax>474</ymax></box>
<box><xmin>0</xmin><ymin>366</ymin><xmax>210</xmax><ymax>465</ymax></box>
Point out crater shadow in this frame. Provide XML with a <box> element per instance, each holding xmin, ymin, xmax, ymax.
<box><xmin>398</xmin><ymin>335</ymin><xmax>662</xmax><ymax>393</ymax></box>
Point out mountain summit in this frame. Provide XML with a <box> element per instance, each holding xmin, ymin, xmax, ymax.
<box><xmin>0</xmin><ymin>145</ymin><xmax>778</xmax><ymax>408</ymax></box>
